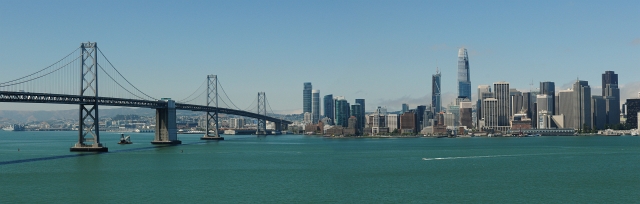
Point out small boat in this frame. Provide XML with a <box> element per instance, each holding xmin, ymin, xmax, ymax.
<box><xmin>118</xmin><ymin>134</ymin><xmax>132</xmax><ymax>144</ymax></box>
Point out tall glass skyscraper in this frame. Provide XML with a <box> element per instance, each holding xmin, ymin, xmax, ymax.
<box><xmin>431</xmin><ymin>68</ymin><xmax>441</xmax><ymax>113</ymax></box>
<box><xmin>334</xmin><ymin>97</ymin><xmax>349</xmax><ymax>127</ymax></box>
<box><xmin>602</xmin><ymin>71</ymin><xmax>620</xmax><ymax>125</ymax></box>
<box><xmin>323</xmin><ymin>94</ymin><xmax>334</xmax><ymax>124</ymax></box>
<box><xmin>602</xmin><ymin>71</ymin><xmax>618</xmax><ymax>96</ymax></box>
<box><xmin>303</xmin><ymin>82</ymin><xmax>312</xmax><ymax>113</ymax></box>
<box><xmin>355</xmin><ymin>99</ymin><xmax>365</xmax><ymax>129</ymax></box>
<box><xmin>311</xmin><ymin>89</ymin><xmax>320</xmax><ymax>124</ymax></box>
<box><xmin>457</xmin><ymin>48</ymin><xmax>471</xmax><ymax>100</ymax></box>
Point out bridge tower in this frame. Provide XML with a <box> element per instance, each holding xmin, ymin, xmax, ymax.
<box><xmin>71</xmin><ymin>42</ymin><xmax>108</xmax><ymax>152</ymax></box>
<box><xmin>201</xmin><ymin>75</ymin><xmax>224</xmax><ymax>140</ymax></box>
<box><xmin>256</xmin><ymin>92</ymin><xmax>267</xmax><ymax>135</ymax></box>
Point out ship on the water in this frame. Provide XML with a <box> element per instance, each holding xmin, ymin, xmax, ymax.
<box><xmin>2</xmin><ymin>124</ymin><xmax>25</xmax><ymax>131</ymax></box>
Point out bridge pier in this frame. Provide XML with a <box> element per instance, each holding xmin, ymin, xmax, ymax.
<box><xmin>152</xmin><ymin>100</ymin><xmax>181</xmax><ymax>145</ymax></box>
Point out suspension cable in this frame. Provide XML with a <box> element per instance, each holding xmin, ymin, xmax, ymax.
<box><xmin>98</xmin><ymin>64</ymin><xmax>146</xmax><ymax>100</ymax></box>
<box><xmin>0</xmin><ymin>56</ymin><xmax>81</xmax><ymax>88</ymax></box>
<box><xmin>0</xmin><ymin>48</ymin><xmax>79</xmax><ymax>85</ymax></box>
<box><xmin>178</xmin><ymin>79</ymin><xmax>207</xmax><ymax>103</ymax></box>
<box><xmin>98</xmin><ymin>48</ymin><xmax>157</xmax><ymax>100</ymax></box>
<box><xmin>217</xmin><ymin>79</ymin><xmax>242</xmax><ymax>110</ymax></box>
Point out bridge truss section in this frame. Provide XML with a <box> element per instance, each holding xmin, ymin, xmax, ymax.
<box><xmin>71</xmin><ymin>42</ymin><xmax>107</xmax><ymax>152</ymax></box>
<box><xmin>201</xmin><ymin>75</ymin><xmax>224</xmax><ymax>140</ymax></box>
<box><xmin>256</xmin><ymin>92</ymin><xmax>267</xmax><ymax>135</ymax></box>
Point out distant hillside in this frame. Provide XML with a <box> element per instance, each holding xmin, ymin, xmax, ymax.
<box><xmin>0</xmin><ymin>108</ymin><xmax>155</xmax><ymax>123</ymax></box>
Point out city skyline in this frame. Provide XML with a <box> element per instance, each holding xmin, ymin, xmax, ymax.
<box><xmin>0</xmin><ymin>1</ymin><xmax>639</xmax><ymax>113</ymax></box>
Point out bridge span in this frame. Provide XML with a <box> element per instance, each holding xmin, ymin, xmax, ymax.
<box><xmin>0</xmin><ymin>42</ymin><xmax>291</xmax><ymax>152</ymax></box>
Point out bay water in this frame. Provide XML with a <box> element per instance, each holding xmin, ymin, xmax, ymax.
<box><xmin>1</xmin><ymin>131</ymin><xmax>640</xmax><ymax>203</ymax></box>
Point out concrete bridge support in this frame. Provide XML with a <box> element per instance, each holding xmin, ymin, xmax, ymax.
<box><xmin>152</xmin><ymin>100</ymin><xmax>181</xmax><ymax>144</ymax></box>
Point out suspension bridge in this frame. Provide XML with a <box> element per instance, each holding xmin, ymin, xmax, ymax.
<box><xmin>0</xmin><ymin>42</ymin><xmax>292</xmax><ymax>152</ymax></box>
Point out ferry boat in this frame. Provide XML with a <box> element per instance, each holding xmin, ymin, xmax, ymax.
<box><xmin>2</xmin><ymin>124</ymin><xmax>25</xmax><ymax>131</ymax></box>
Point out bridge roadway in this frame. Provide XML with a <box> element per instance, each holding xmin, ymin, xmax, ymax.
<box><xmin>0</xmin><ymin>91</ymin><xmax>292</xmax><ymax>125</ymax></box>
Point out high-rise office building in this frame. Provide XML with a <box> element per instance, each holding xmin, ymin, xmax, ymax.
<box><xmin>536</xmin><ymin>94</ymin><xmax>553</xmax><ymax>113</ymax></box>
<box><xmin>591</xmin><ymin>96</ymin><xmax>607</xmax><ymax>130</ymax></box>
<box><xmin>477</xmin><ymin>85</ymin><xmax>491</xmax><ymax>127</ymax></box>
<box><xmin>303</xmin><ymin>82</ymin><xmax>312</xmax><ymax>114</ymax></box>
<box><xmin>494</xmin><ymin>82</ymin><xmax>511</xmax><ymax>129</ymax></box>
<box><xmin>602</xmin><ymin>71</ymin><xmax>618</xmax><ymax>96</ymax></box>
<box><xmin>482</xmin><ymin>98</ymin><xmax>498</xmax><ymax>130</ymax></box>
<box><xmin>386</xmin><ymin>114</ymin><xmax>399</xmax><ymax>133</ymax></box>
<box><xmin>571</xmin><ymin>80</ymin><xmax>592</xmax><ymax>130</ymax></box>
<box><xmin>540</xmin><ymin>81</ymin><xmax>555</xmax><ymax>114</ymax></box>
<box><xmin>626</xmin><ymin>98</ymin><xmax>640</xmax><ymax>129</ymax></box>
<box><xmin>536</xmin><ymin>94</ymin><xmax>553</xmax><ymax>128</ymax></box>
<box><xmin>355</xmin><ymin>99</ymin><xmax>365</xmax><ymax>129</ymax></box>
<box><xmin>522</xmin><ymin>91</ymin><xmax>532</xmax><ymax>119</ymax></box>
<box><xmin>557</xmin><ymin>89</ymin><xmax>574</xmax><ymax>128</ymax></box>
<box><xmin>457</xmin><ymin>48</ymin><xmax>471</xmax><ymax>100</ymax></box>
<box><xmin>602</xmin><ymin>71</ymin><xmax>620</xmax><ymax>126</ymax></box>
<box><xmin>460</xmin><ymin>102</ymin><xmax>473</xmax><ymax>128</ymax></box>
<box><xmin>350</xmin><ymin>103</ymin><xmax>363</xmax><ymax>132</ymax></box>
<box><xmin>311</xmin><ymin>90</ymin><xmax>320</xmax><ymax>124</ymax></box>
<box><xmin>511</xmin><ymin>89</ymin><xmax>523</xmax><ymax>115</ymax></box>
<box><xmin>334</xmin><ymin>97</ymin><xmax>350</xmax><ymax>127</ymax></box>
<box><xmin>402</xmin><ymin>103</ymin><xmax>409</xmax><ymax>113</ymax></box>
<box><xmin>416</xmin><ymin>105</ymin><xmax>427</xmax><ymax>130</ymax></box>
<box><xmin>400</xmin><ymin>112</ymin><xmax>417</xmax><ymax>133</ymax></box>
<box><xmin>323</xmin><ymin>94</ymin><xmax>334</xmax><ymax>124</ymax></box>
<box><xmin>432</xmin><ymin>68</ymin><xmax>442</xmax><ymax>113</ymax></box>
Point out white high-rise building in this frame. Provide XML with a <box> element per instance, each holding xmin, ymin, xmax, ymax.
<box><xmin>386</xmin><ymin>114</ymin><xmax>399</xmax><ymax>133</ymax></box>
<box><xmin>312</xmin><ymin>90</ymin><xmax>320</xmax><ymax>124</ymax></box>
<box><xmin>482</xmin><ymin>98</ymin><xmax>498</xmax><ymax>130</ymax></box>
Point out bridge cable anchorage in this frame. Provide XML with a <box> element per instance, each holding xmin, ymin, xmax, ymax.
<box><xmin>217</xmin><ymin>79</ymin><xmax>242</xmax><ymax>110</ymax></box>
<box><xmin>0</xmin><ymin>48</ymin><xmax>80</xmax><ymax>86</ymax></box>
<box><xmin>98</xmin><ymin>48</ymin><xmax>157</xmax><ymax>101</ymax></box>
<box><xmin>178</xmin><ymin>79</ymin><xmax>207</xmax><ymax>103</ymax></box>
<box><xmin>98</xmin><ymin>64</ymin><xmax>147</xmax><ymax>100</ymax></box>
<box><xmin>0</xmin><ymin>55</ymin><xmax>82</xmax><ymax>88</ymax></box>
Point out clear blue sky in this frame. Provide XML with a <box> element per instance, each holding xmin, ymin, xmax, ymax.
<box><xmin>1</xmin><ymin>0</ymin><xmax>638</xmax><ymax>113</ymax></box>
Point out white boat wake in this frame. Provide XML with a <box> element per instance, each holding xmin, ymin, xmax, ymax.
<box><xmin>421</xmin><ymin>152</ymin><xmax>572</xmax><ymax>161</ymax></box>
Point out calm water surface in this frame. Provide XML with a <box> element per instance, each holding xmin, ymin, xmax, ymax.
<box><xmin>1</xmin><ymin>131</ymin><xmax>640</xmax><ymax>203</ymax></box>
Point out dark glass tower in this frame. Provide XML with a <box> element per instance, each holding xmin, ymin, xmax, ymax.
<box><xmin>355</xmin><ymin>99</ymin><xmax>365</xmax><ymax>129</ymax></box>
<box><xmin>323</xmin><ymin>94</ymin><xmax>334</xmax><ymax>124</ymax></box>
<box><xmin>602</xmin><ymin>71</ymin><xmax>618</xmax><ymax>96</ymax></box>
<box><xmin>303</xmin><ymin>82</ymin><xmax>312</xmax><ymax>113</ymax></box>
<box><xmin>540</xmin><ymin>81</ymin><xmax>555</xmax><ymax>114</ymax></box>
<box><xmin>432</xmin><ymin>68</ymin><xmax>441</xmax><ymax>113</ymax></box>
<box><xmin>602</xmin><ymin>71</ymin><xmax>620</xmax><ymax>125</ymax></box>
<box><xmin>457</xmin><ymin>48</ymin><xmax>471</xmax><ymax>100</ymax></box>
<box><xmin>335</xmin><ymin>98</ymin><xmax>350</xmax><ymax>127</ymax></box>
